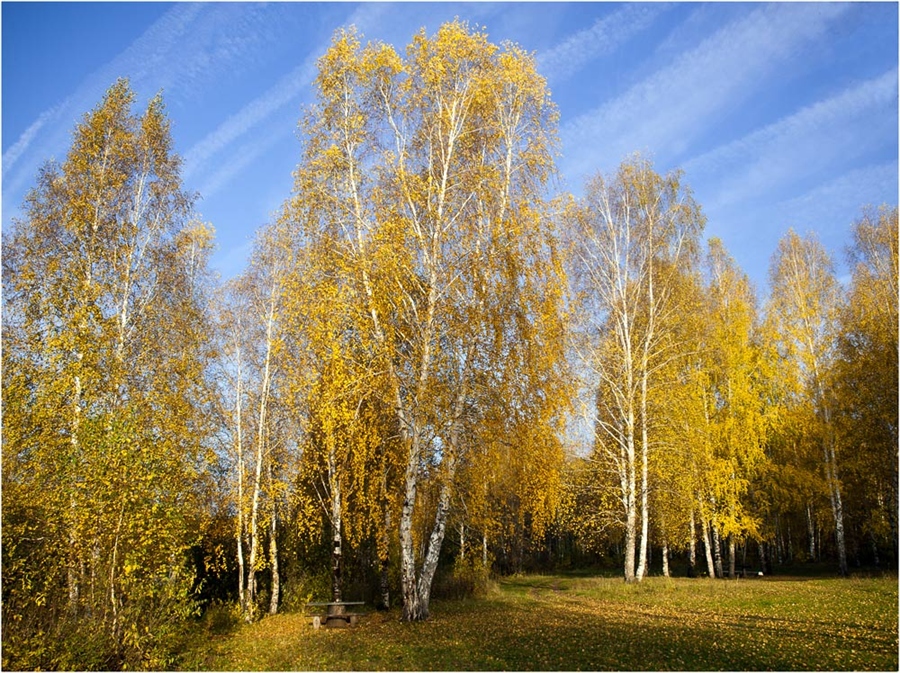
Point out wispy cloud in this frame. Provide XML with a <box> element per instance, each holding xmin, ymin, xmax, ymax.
<box><xmin>684</xmin><ymin>68</ymin><xmax>898</xmax><ymax>210</ymax></box>
<box><xmin>1</xmin><ymin>3</ymin><xmax>248</xmax><ymax>209</ymax></box>
<box><xmin>181</xmin><ymin>56</ymin><xmax>317</xmax><ymax>184</ymax></box>
<box><xmin>182</xmin><ymin>3</ymin><xmax>389</xmax><ymax>196</ymax></box>
<box><xmin>777</xmin><ymin>161</ymin><xmax>899</xmax><ymax>231</ymax></box>
<box><xmin>3</xmin><ymin>105</ymin><xmax>60</xmax><ymax>174</ymax></box>
<box><xmin>198</xmin><ymin>126</ymin><xmax>292</xmax><ymax>201</ymax></box>
<box><xmin>537</xmin><ymin>4</ymin><xmax>669</xmax><ymax>83</ymax></box>
<box><xmin>559</xmin><ymin>3</ymin><xmax>852</xmax><ymax>182</ymax></box>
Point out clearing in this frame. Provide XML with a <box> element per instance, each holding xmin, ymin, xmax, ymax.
<box><xmin>179</xmin><ymin>572</ymin><xmax>898</xmax><ymax>671</ymax></box>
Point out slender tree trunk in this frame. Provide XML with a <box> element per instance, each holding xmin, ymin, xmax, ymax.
<box><xmin>247</xmin><ymin>285</ymin><xmax>276</xmax><ymax>621</ymax></box>
<box><xmin>712</xmin><ymin>524</ymin><xmax>724</xmax><ymax>579</ymax></box>
<box><xmin>870</xmin><ymin>531</ymin><xmax>881</xmax><ymax>567</ymax></box>
<box><xmin>459</xmin><ymin>522</ymin><xmax>466</xmax><ymax>561</ymax></box>
<box><xmin>624</xmin><ymin>410</ymin><xmax>638</xmax><ymax>583</ymax></box>
<box><xmin>787</xmin><ymin>521</ymin><xmax>794</xmax><ymax>562</ymax></box>
<box><xmin>661</xmin><ymin>538</ymin><xmax>670</xmax><ymax>578</ymax></box>
<box><xmin>700</xmin><ymin>511</ymin><xmax>715</xmax><ymax>577</ymax></box>
<box><xmin>268</xmin><ymin>478</ymin><xmax>279</xmax><ymax>616</ymax></box>
<box><xmin>635</xmin><ymin>374</ymin><xmax>650</xmax><ymax>582</ymax></box>
<box><xmin>68</xmin><ymin>369</ymin><xmax>83</xmax><ymax>615</ymax></box>
<box><xmin>379</xmin><ymin>557</ymin><xmax>391</xmax><ymax>611</ymax></box>
<box><xmin>109</xmin><ymin>502</ymin><xmax>125</xmax><ymax>641</ymax></box>
<box><xmin>246</xmin><ymin>449</ymin><xmax>264</xmax><ymax>620</ymax></box>
<box><xmin>329</xmin><ymin>448</ymin><xmax>343</xmax><ymax>607</ymax></box>
<box><xmin>806</xmin><ymin>502</ymin><xmax>816</xmax><ymax>561</ymax></box>
<box><xmin>728</xmin><ymin>536</ymin><xmax>736</xmax><ymax>579</ymax></box>
<box><xmin>824</xmin><ymin>441</ymin><xmax>849</xmax><ymax>575</ymax></box>
<box><xmin>482</xmin><ymin>531</ymin><xmax>488</xmax><ymax>568</ymax></box>
<box><xmin>233</xmin><ymin>345</ymin><xmax>247</xmax><ymax>616</ymax></box>
<box><xmin>688</xmin><ymin>510</ymin><xmax>697</xmax><ymax>576</ymax></box>
<box><xmin>415</xmin><ymin>476</ymin><xmax>453</xmax><ymax>620</ymax></box>
<box><xmin>378</xmin><ymin>469</ymin><xmax>391</xmax><ymax>610</ymax></box>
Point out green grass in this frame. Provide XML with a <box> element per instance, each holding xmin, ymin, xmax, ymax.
<box><xmin>178</xmin><ymin>572</ymin><xmax>898</xmax><ymax>671</ymax></box>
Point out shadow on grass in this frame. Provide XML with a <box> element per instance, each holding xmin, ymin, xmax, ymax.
<box><xmin>178</xmin><ymin>575</ymin><xmax>898</xmax><ymax>671</ymax></box>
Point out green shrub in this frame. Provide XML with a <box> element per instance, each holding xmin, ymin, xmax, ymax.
<box><xmin>432</xmin><ymin>556</ymin><xmax>495</xmax><ymax>601</ymax></box>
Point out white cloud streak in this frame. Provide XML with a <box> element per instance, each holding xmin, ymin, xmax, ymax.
<box><xmin>777</xmin><ymin>161</ymin><xmax>899</xmax><ymax>230</ymax></box>
<box><xmin>684</xmin><ymin>68</ymin><xmax>898</xmax><ymax>210</ymax></box>
<box><xmin>1</xmin><ymin>4</ymin><xmax>228</xmax><ymax>208</ymax></box>
<box><xmin>3</xmin><ymin>106</ymin><xmax>59</xmax><ymax>174</ymax></box>
<box><xmin>182</xmin><ymin>4</ymin><xmax>388</xmax><ymax>193</ymax></box>
<box><xmin>181</xmin><ymin>57</ymin><xmax>317</xmax><ymax>183</ymax></box>
<box><xmin>537</xmin><ymin>4</ymin><xmax>669</xmax><ymax>83</ymax></box>
<box><xmin>559</xmin><ymin>3</ymin><xmax>852</xmax><ymax>181</ymax></box>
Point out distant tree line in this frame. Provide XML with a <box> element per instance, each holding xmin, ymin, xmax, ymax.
<box><xmin>3</xmin><ymin>21</ymin><xmax>896</xmax><ymax>670</ymax></box>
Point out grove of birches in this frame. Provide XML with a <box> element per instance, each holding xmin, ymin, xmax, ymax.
<box><xmin>3</xmin><ymin>22</ymin><xmax>897</xmax><ymax>670</ymax></box>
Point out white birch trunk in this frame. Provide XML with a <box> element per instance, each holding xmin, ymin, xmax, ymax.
<box><xmin>459</xmin><ymin>522</ymin><xmax>466</xmax><ymax>561</ymax></box>
<box><xmin>700</xmin><ymin>512</ymin><xmax>715</xmax><ymax>578</ymax></box>
<box><xmin>635</xmin><ymin>368</ymin><xmax>650</xmax><ymax>581</ymax></box>
<box><xmin>688</xmin><ymin>509</ymin><xmax>697</xmax><ymax>575</ymax></box>
<box><xmin>246</xmin><ymin>273</ymin><xmax>278</xmax><ymax>621</ymax></box>
<box><xmin>329</xmin><ymin>445</ymin><xmax>343</xmax><ymax>606</ymax></box>
<box><xmin>712</xmin><ymin>524</ymin><xmax>724</xmax><ymax>579</ymax></box>
<box><xmin>662</xmin><ymin>538</ymin><xmax>670</xmax><ymax>577</ymax></box>
<box><xmin>268</xmin><ymin>468</ymin><xmax>279</xmax><ymax>615</ymax></box>
<box><xmin>233</xmin><ymin>340</ymin><xmax>247</xmax><ymax>617</ymax></box>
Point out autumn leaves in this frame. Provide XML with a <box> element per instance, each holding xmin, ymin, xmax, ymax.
<box><xmin>2</xmin><ymin>19</ymin><xmax>897</xmax><ymax>671</ymax></box>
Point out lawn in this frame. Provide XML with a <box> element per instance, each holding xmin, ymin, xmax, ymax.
<box><xmin>178</xmin><ymin>572</ymin><xmax>898</xmax><ymax>671</ymax></box>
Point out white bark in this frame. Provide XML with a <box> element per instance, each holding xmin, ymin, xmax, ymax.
<box><xmin>700</xmin><ymin>511</ymin><xmax>715</xmax><ymax>577</ymax></box>
<box><xmin>688</xmin><ymin>509</ymin><xmax>697</xmax><ymax>574</ymax></box>
<box><xmin>246</xmin><ymin>271</ymin><xmax>278</xmax><ymax>621</ymax></box>
<box><xmin>268</xmin><ymin>465</ymin><xmax>280</xmax><ymax>616</ymax></box>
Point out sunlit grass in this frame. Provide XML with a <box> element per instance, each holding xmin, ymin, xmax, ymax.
<box><xmin>178</xmin><ymin>572</ymin><xmax>898</xmax><ymax>671</ymax></box>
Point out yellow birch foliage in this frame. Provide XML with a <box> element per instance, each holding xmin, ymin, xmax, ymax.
<box><xmin>2</xmin><ymin>80</ymin><xmax>215</xmax><ymax>669</ymax></box>
<box><xmin>285</xmin><ymin>21</ymin><xmax>568</xmax><ymax>619</ymax></box>
<box><xmin>835</xmin><ymin>206</ymin><xmax>898</xmax><ymax>551</ymax></box>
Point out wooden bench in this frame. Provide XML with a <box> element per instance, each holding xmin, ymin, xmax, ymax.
<box><xmin>306</xmin><ymin>601</ymin><xmax>366</xmax><ymax>629</ymax></box>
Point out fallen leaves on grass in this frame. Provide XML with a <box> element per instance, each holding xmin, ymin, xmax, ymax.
<box><xmin>180</xmin><ymin>574</ymin><xmax>898</xmax><ymax>671</ymax></box>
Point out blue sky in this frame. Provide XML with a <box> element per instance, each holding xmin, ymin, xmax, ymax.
<box><xmin>3</xmin><ymin>2</ymin><xmax>897</xmax><ymax>293</ymax></box>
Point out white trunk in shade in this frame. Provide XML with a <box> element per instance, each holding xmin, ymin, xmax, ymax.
<box><xmin>329</xmin><ymin>446</ymin><xmax>343</xmax><ymax>605</ymax></box>
<box><xmin>728</xmin><ymin>536</ymin><xmax>736</xmax><ymax>579</ymax></box>
<box><xmin>662</xmin><ymin>538</ymin><xmax>670</xmax><ymax>578</ymax></box>
<box><xmin>700</xmin><ymin>511</ymin><xmax>715</xmax><ymax>578</ymax></box>
<box><xmin>806</xmin><ymin>502</ymin><xmax>816</xmax><ymax>561</ymax></box>
<box><xmin>688</xmin><ymin>509</ymin><xmax>697</xmax><ymax>573</ymax></box>
<box><xmin>712</xmin><ymin>523</ymin><xmax>724</xmax><ymax>579</ymax></box>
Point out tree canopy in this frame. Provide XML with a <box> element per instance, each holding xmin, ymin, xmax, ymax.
<box><xmin>2</xmin><ymin>26</ymin><xmax>897</xmax><ymax>671</ymax></box>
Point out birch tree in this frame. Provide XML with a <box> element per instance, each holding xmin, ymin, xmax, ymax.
<box><xmin>835</xmin><ymin>206</ymin><xmax>898</xmax><ymax>558</ymax></box>
<box><xmin>570</xmin><ymin>156</ymin><xmax>703</xmax><ymax>582</ymax></box>
<box><xmin>766</xmin><ymin>230</ymin><xmax>848</xmax><ymax>575</ymax></box>
<box><xmin>287</xmin><ymin>22</ymin><xmax>565</xmax><ymax>620</ymax></box>
<box><xmin>698</xmin><ymin>238</ymin><xmax>768</xmax><ymax>575</ymax></box>
<box><xmin>2</xmin><ymin>79</ymin><xmax>215</xmax><ymax>668</ymax></box>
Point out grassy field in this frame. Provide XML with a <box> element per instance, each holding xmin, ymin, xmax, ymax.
<box><xmin>179</xmin><ymin>572</ymin><xmax>898</xmax><ymax>671</ymax></box>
